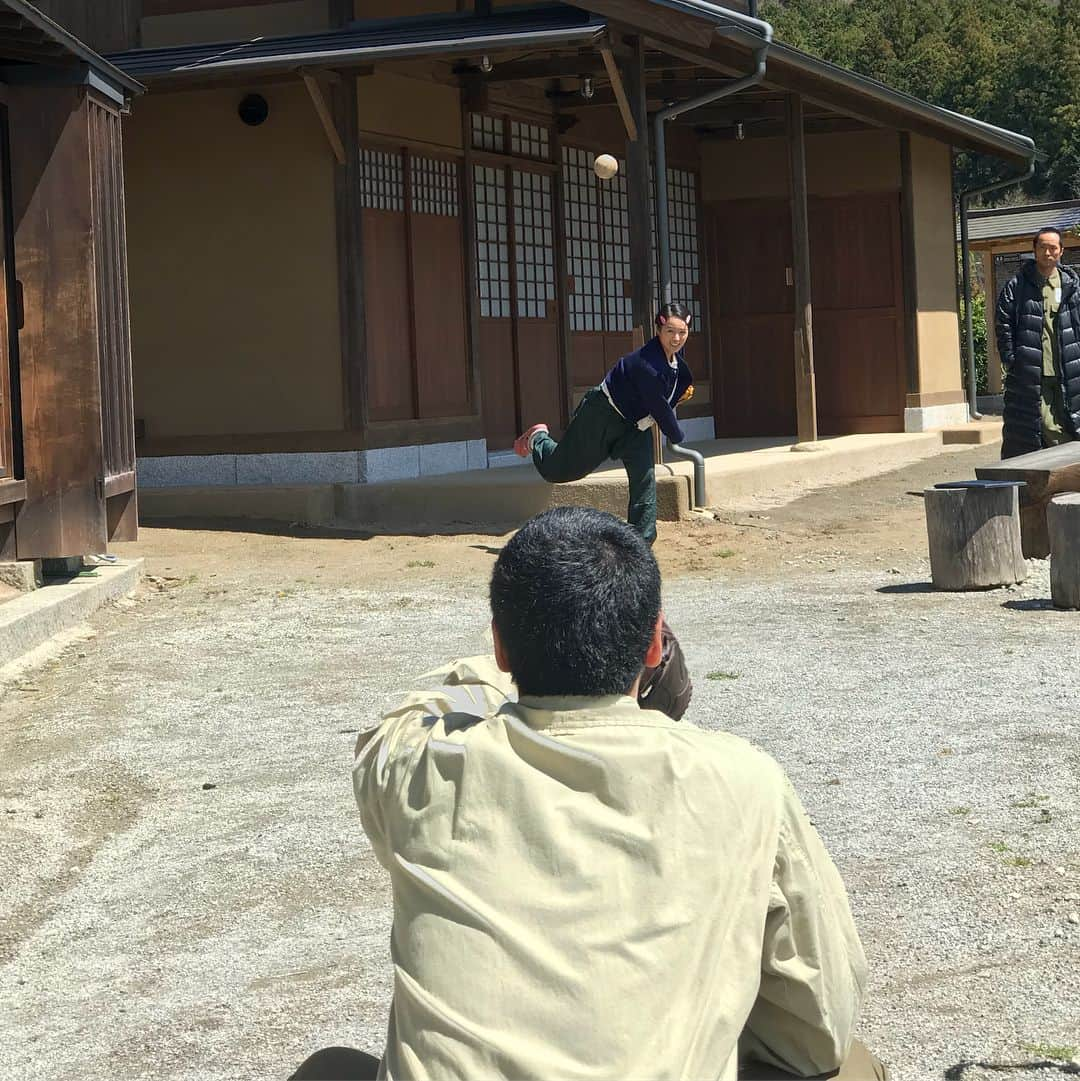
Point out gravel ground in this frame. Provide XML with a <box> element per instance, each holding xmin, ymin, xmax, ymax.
<box><xmin>0</xmin><ymin>479</ymin><xmax>1078</xmax><ymax>1080</ymax></box>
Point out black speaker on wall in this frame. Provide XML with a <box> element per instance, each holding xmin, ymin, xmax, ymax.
<box><xmin>238</xmin><ymin>94</ymin><xmax>269</xmax><ymax>127</ymax></box>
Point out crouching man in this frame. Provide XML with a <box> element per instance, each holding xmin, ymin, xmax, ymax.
<box><xmin>296</xmin><ymin>506</ymin><xmax>886</xmax><ymax>1081</ymax></box>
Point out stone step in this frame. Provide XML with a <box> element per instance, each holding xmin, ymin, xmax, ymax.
<box><xmin>939</xmin><ymin>419</ymin><xmax>1003</xmax><ymax>445</ymax></box>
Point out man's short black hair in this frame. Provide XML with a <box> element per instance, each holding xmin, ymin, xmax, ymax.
<box><xmin>490</xmin><ymin>506</ymin><xmax>661</xmax><ymax>697</ymax></box>
<box><xmin>1034</xmin><ymin>226</ymin><xmax>1063</xmax><ymax>249</ymax></box>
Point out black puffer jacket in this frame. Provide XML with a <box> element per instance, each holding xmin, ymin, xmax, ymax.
<box><xmin>995</xmin><ymin>260</ymin><xmax>1080</xmax><ymax>458</ymax></box>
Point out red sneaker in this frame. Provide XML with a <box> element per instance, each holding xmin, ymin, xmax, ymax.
<box><xmin>514</xmin><ymin>423</ymin><xmax>549</xmax><ymax>457</ymax></box>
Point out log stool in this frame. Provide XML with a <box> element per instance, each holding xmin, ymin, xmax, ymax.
<box><xmin>1047</xmin><ymin>492</ymin><xmax>1080</xmax><ymax>609</ymax></box>
<box><xmin>924</xmin><ymin>480</ymin><xmax>1027</xmax><ymax>591</ymax></box>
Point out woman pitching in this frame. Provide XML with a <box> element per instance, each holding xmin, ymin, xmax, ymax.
<box><xmin>514</xmin><ymin>302</ymin><xmax>694</xmax><ymax>546</ymax></box>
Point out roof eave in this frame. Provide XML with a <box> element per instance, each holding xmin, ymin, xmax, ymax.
<box><xmin>770</xmin><ymin>42</ymin><xmax>1034</xmax><ymax>165</ymax></box>
<box><xmin>154</xmin><ymin>22</ymin><xmax>607</xmax><ymax>80</ymax></box>
<box><xmin>0</xmin><ymin>0</ymin><xmax>144</xmax><ymax>96</ymax></box>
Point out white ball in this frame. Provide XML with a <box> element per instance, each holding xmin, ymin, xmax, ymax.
<box><xmin>594</xmin><ymin>154</ymin><xmax>619</xmax><ymax>181</ymax></box>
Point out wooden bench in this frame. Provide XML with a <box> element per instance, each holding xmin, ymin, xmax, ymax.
<box><xmin>975</xmin><ymin>442</ymin><xmax>1080</xmax><ymax>558</ymax></box>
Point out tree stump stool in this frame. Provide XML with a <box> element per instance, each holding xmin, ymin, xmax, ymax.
<box><xmin>1047</xmin><ymin>492</ymin><xmax>1080</xmax><ymax>609</ymax></box>
<box><xmin>924</xmin><ymin>480</ymin><xmax>1027</xmax><ymax>591</ymax></box>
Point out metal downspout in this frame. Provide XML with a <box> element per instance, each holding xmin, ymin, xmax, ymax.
<box><xmin>654</xmin><ymin>39</ymin><xmax>771</xmax><ymax>509</ymax></box>
<box><xmin>957</xmin><ymin>158</ymin><xmax>1034</xmax><ymax>420</ymax></box>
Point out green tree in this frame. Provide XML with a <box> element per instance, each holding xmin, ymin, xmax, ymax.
<box><xmin>759</xmin><ymin>0</ymin><xmax>1069</xmax><ymax>203</ymax></box>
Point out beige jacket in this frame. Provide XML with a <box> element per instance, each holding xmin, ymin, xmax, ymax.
<box><xmin>354</xmin><ymin>657</ymin><xmax>866</xmax><ymax>1081</ymax></box>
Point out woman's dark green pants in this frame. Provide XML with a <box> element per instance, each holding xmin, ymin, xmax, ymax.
<box><xmin>531</xmin><ymin>387</ymin><xmax>657</xmax><ymax>545</ymax></box>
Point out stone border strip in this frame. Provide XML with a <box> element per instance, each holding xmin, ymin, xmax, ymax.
<box><xmin>0</xmin><ymin>560</ymin><xmax>143</xmax><ymax>667</ymax></box>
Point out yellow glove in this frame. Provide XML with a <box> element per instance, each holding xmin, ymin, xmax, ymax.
<box><xmin>678</xmin><ymin>384</ymin><xmax>695</xmax><ymax>405</ymax></box>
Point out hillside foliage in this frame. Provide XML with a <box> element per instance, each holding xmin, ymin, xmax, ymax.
<box><xmin>759</xmin><ymin>0</ymin><xmax>1078</xmax><ymax>202</ymax></box>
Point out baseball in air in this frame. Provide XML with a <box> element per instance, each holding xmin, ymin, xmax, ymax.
<box><xmin>594</xmin><ymin>153</ymin><xmax>619</xmax><ymax>180</ymax></box>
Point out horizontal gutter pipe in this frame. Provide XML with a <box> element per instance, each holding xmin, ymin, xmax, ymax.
<box><xmin>654</xmin><ymin>35</ymin><xmax>770</xmax><ymax>509</ymax></box>
<box><xmin>957</xmin><ymin>158</ymin><xmax>1035</xmax><ymax>420</ymax></box>
<box><xmin>164</xmin><ymin>24</ymin><xmax>605</xmax><ymax>77</ymax></box>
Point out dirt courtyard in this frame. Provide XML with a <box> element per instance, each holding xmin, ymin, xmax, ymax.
<box><xmin>1</xmin><ymin>444</ymin><xmax>1077</xmax><ymax>1081</ymax></box>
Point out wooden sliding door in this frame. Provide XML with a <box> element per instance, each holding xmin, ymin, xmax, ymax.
<box><xmin>360</xmin><ymin>145</ymin><xmax>471</xmax><ymax>424</ymax></box>
<box><xmin>473</xmin><ymin>161</ymin><xmax>561</xmax><ymax>450</ymax></box>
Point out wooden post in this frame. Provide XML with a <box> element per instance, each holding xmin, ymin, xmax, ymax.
<box><xmin>979</xmin><ymin>247</ymin><xmax>1003</xmax><ymax>394</ymax></box>
<box><xmin>329</xmin><ymin>1</ymin><xmax>366</xmax><ymax>430</ymax></box>
<box><xmin>1047</xmin><ymin>493</ymin><xmax>1080</xmax><ymax>609</ymax></box>
<box><xmin>785</xmin><ymin>94</ymin><xmax>818</xmax><ymax>445</ymax></box>
<box><xmin>899</xmin><ymin>132</ymin><xmax>920</xmax><ymax>403</ymax></box>
<box><xmin>461</xmin><ymin>99</ymin><xmax>484</xmax><ymax>422</ymax></box>
<box><xmin>621</xmin><ymin>35</ymin><xmax>654</xmax><ymax>343</ymax></box>
<box><xmin>9</xmin><ymin>86</ymin><xmax>107</xmax><ymax>558</ymax></box>
<box><xmin>924</xmin><ymin>484</ymin><xmax>1027</xmax><ymax>590</ymax></box>
<box><xmin>550</xmin><ymin>116</ymin><xmax>574</xmax><ymax>430</ymax></box>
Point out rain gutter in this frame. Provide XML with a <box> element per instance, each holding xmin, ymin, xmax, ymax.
<box><xmin>653</xmin><ymin>15</ymin><xmax>772</xmax><ymax>507</ymax></box>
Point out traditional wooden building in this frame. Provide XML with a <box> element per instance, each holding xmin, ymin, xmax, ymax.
<box><xmin>41</xmin><ymin>0</ymin><xmax>1034</xmax><ymax>489</ymax></box>
<box><xmin>0</xmin><ymin>1</ymin><xmax>142</xmax><ymax>558</ymax></box>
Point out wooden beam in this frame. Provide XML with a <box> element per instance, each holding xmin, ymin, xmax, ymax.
<box><xmin>302</xmin><ymin>72</ymin><xmax>346</xmax><ymax>165</ymax></box>
<box><xmin>467</xmin><ymin>54</ymin><xmax>604</xmax><ymax>83</ymax></box>
<box><xmin>550</xmin><ymin>116</ymin><xmax>575</xmax><ymax>428</ymax></box>
<box><xmin>641</xmin><ymin>34</ymin><xmax>746</xmax><ymax>78</ymax></box>
<box><xmin>547</xmin><ymin>86</ymin><xmax>619</xmax><ymax>107</ymax></box>
<box><xmin>103</xmin><ymin>470</ymin><xmax>136</xmax><ymax>498</ymax></box>
<box><xmin>0</xmin><ymin>42</ymin><xmax>71</xmax><ymax>63</ymax></box>
<box><xmin>327</xmin><ymin>0</ymin><xmax>367</xmax><ymax>432</ymax></box>
<box><xmin>460</xmin><ymin>98</ymin><xmax>484</xmax><ymax>427</ymax></box>
<box><xmin>695</xmin><ymin>115</ymin><xmax>872</xmax><ymax>139</ymax></box>
<box><xmin>0</xmin><ymin>479</ymin><xmax>26</xmax><ymax>506</ymax></box>
<box><xmin>899</xmin><ymin>132</ymin><xmax>920</xmax><ymax>400</ymax></box>
<box><xmin>785</xmin><ymin>93</ymin><xmax>818</xmax><ymax>444</ymax></box>
<box><xmin>599</xmin><ymin>42</ymin><xmax>637</xmax><ymax>141</ymax></box>
<box><xmin>549</xmin><ymin>76</ymin><xmax>745</xmax><ymax>109</ymax></box>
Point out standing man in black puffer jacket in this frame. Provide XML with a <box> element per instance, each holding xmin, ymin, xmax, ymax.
<box><xmin>995</xmin><ymin>226</ymin><xmax>1080</xmax><ymax>458</ymax></box>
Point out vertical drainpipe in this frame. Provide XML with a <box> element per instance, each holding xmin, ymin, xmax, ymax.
<box><xmin>957</xmin><ymin>158</ymin><xmax>1034</xmax><ymax>420</ymax></box>
<box><xmin>654</xmin><ymin>40</ymin><xmax>770</xmax><ymax>507</ymax></box>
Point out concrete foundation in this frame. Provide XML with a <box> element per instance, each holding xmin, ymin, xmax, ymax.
<box><xmin>0</xmin><ymin>560</ymin><xmax>142</xmax><ymax>667</ymax></box>
<box><xmin>905</xmin><ymin>403</ymin><xmax>970</xmax><ymax>432</ymax></box>
<box><xmin>139</xmin><ymin>484</ymin><xmax>336</xmax><ymax>525</ymax></box>
<box><xmin>138</xmin><ymin>440</ymin><xmax>492</xmax><ymax>488</ymax></box>
<box><xmin>0</xmin><ymin>560</ymin><xmax>42</xmax><ymax>592</ymax></box>
<box><xmin>139</xmin><ymin>431</ymin><xmax>954</xmax><ymax>532</ymax></box>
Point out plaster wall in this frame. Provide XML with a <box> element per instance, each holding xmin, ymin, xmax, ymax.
<box><xmin>124</xmin><ymin>83</ymin><xmax>342</xmax><ymax>439</ymax></box>
<box><xmin>358</xmin><ymin>72</ymin><xmax>463</xmax><ymax>150</ymax></box>
<box><xmin>701</xmin><ymin>128</ymin><xmax>901</xmax><ymax>201</ymax></box>
<box><xmin>909</xmin><ymin>133</ymin><xmax>963</xmax><ymax>399</ymax></box>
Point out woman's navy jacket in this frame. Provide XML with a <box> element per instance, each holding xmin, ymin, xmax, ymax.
<box><xmin>602</xmin><ymin>337</ymin><xmax>693</xmax><ymax>444</ymax></box>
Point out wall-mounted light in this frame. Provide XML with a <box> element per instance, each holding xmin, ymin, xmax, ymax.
<box><xmin>735</xmin><ymin>121</ymin><xmax>745</xmax><ymax>141</ymax></box>
<box><xmin>480</xmin><ymin>54</ymin><xmax>493</xmax><ymax>73</ymax></box>
<box><xmin>238</xmin><ymin>93</ymin><xmax>269</xmax><ymax>126</ymax></box>
<box><xmin>581</xmin><ymin>75</ymin><xmax>594</xmax><ymax>100</ymax></box>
